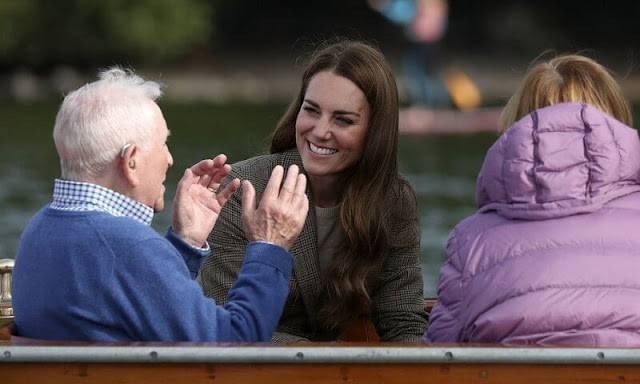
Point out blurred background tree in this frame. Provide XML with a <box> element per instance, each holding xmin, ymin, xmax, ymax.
<box><xmin>0</xmin><ymin>0</ymin><xmax>211</xmax><ymax>70</ymax></box>
<box><xmin>1</xmin><ymin>0</ymin><xmax>638</xmax><ymax>71</ymax></box>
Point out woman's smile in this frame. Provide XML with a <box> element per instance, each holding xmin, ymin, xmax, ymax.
<box><xmin>308</xmin><ymin>141</ymin><xmax>338</xmax><ymax>155</ymax></box>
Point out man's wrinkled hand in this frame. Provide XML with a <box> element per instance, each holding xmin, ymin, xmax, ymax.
<box><xmin>241</xmin><ymin>165</ymin><xmax>309</xmax><ymax>251</ymax></box>
<box><xmin>173</xmin><ymin>154</ymin><xmax>240</xmax><ymax>248</ymax></box>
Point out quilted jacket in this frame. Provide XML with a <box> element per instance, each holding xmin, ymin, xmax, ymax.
<box><xmin>426</xmin><ymin>102</ymin><xmax>640</xmax><ymax>346</ymax></box>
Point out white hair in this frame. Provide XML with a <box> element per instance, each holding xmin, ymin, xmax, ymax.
<box><xmin>53</xmin><ymin>66</ymin><xmax>163</xmax><ymax>180</ymax></box>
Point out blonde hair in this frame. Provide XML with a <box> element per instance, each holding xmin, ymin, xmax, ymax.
<box><xmin>500</xmin><ymin>54</ymin><xmax>632</xmax><ymax>131</ymax></box>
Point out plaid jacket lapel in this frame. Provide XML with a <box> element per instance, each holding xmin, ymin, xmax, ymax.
<box><xmin>280</xmin><ymin>150</ymin><xmax>323</xmax><ymax>328</ymax></box>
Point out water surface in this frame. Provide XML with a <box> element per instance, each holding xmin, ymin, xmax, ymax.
<box><xmin>0</xmin><ymin>101</ymin><xmax>497</xmax><ymax>296</ymax></box>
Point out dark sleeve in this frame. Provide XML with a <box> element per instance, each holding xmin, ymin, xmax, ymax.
<box><xmin>371</xmin><ymin>188</ymin><xmax>428</xmax><ymax>342</ymax></box>
<box><xmin>200</xmin><ymin>156</ymin><xmax>304</xmax><ymax>342</ymax></box>
<box><xmin>272</xmin><ymin>331</ymin><xmax>310</xmax><ymax>343</ymax></box>
<box><xmin>199</xmin><ymin>174</ymin><xmax>249</xmax><ymax>306</ymax></box>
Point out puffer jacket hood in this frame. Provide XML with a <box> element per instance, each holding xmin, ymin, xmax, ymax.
<box><xmin>476</xmin><ymin>102</ymin><xmax>640</xmax><ymax>220</ymax></box>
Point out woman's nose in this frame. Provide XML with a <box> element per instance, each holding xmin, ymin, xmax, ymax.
<box><xmin>311</xmin><ymin>117</ymin><xmax>332</xmax><ymax>140</ymax></box>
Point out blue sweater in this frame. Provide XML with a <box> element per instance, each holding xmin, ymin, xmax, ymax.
<box><xmin>12</xmin><ymin>206</ymin><xmax>293</xmax><ymax>342</ymax></box>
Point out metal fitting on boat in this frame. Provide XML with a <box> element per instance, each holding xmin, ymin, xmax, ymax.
<box><xmin>0</xmin><ymin>259</ymin><xmax>15</xmax><ymax>322</ymax></box>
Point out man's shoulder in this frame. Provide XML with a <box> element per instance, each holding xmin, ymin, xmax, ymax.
<box><xmin>34</xmin><ymin>207</ymin><xmax>160</xmax><ymax>244</ymax></box>
<box><xmin>17</xmin><ymin>208</ymin><xmax>166</xmax><ymax>272</ymax></box>
<box><xmin>85</xmin><ymin>214</ymin><xmax>178</xmax><ymax>267</ymax></box>
<box><xmin>89</xmin><ymin>214</ymin><xmax>161</xmax><ymax>243</ymax></box>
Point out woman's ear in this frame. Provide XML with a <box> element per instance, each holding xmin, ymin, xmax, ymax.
<box><xmin>119</xmin><ymin>144</ymin><xmax>140</xmax><ymax>187</ymax></box>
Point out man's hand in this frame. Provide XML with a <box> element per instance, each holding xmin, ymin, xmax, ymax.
<box><xmin>242</xmin><ymin>165</ymin><xmax>309</xmax><ymax>251</ymax></box>
<box><xmin>173</xmin><ymin>154</ymin><xmax>240</xmax><ymax>248</ymax></box>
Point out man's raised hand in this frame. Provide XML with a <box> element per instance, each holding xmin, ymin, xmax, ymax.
<box><xmin>241</xmin><ymin>165</ymin><xmax>308</xmax><ymax>251</ymax></box>
<box><xmin>173</xmin><ymin>154</ymin><xmax>240</xmax><ymax>248</ymax></box>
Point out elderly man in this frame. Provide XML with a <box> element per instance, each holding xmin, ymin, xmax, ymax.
<box><xmin>12</xmin><ymin>68</ymin><xmax>309</xmax><ymax>342</ymax></box>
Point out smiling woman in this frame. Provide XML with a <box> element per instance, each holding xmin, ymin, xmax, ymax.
<box><xmin>200</xmin><ymin>40</ymin><xmax>428</xmax><ymax>342</ymax></box>
<box><xmin>294</xmin><ymin>71</ymin><xmax>369</xmax><ymax>207</ymax></box>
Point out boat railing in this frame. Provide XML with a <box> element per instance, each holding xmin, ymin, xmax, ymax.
<box><xmin>3</xmin><ymin>340</ymin><xmax>640</xmax><ymax>364</ymax></box>
<box><xmin>2</xmin><ymin>339</ymin><xmax>640</xmax><ymax>383</ymax></box>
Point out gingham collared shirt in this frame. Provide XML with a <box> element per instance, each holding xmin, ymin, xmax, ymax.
<box><xmin>50</xmin><ymin>179</ymin><xmax>154</xmax><ymax>226</ymax></box>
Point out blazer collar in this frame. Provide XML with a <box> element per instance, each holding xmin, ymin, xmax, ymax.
<box><xmin>281</xmin><ymin>149</ymin><xmax>323</xmax><ymax>328</ymax></box>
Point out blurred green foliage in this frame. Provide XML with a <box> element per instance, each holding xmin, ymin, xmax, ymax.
<box><xmin>0</xmin><ymin>0</ymin><xmax>212</xmax><ymax>68</ymax></box>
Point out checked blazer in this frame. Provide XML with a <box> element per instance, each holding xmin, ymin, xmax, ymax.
<box><xmin>199</xmin><ymin>149</ymin><xmax>428</xmax><ymax>342</ymax></box>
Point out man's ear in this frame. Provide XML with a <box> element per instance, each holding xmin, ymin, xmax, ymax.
<box><xmin>119</xmin><ymin>144</ymin><xmax>140</xmax><ymax>187</ymax></box>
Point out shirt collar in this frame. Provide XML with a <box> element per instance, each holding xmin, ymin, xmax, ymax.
<box><xmin>50</xmin><ymin>179</ymin><xmax>154</xmax><ymax>226</ymax></box>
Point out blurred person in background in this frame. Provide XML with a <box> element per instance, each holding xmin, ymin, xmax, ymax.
<box><xmin>200</xmin><ymin>40</ymin><xmax>428</xmax><ymax>342</ymax></box>
<box><xmin>369</xmin><ymin>0</ymin><xmax>489</xmax><ymax>136</ymax></box>
<box><xmin>368</xmin><ymin>0</ymin><xmax>450</xmax><ymax>107</ymax></box>
<box><xmin>425</xmin><ymin>54</ymin><xmax>640</xmax><ymax>346</ymax></box>
<box><xmin>12</xmin><ymin>68</ymin><xmax>309</xmax><ymax>342</ymax></box>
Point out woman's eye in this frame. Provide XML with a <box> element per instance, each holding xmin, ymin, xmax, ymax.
<box><xmin>336</xmin><ymin>117</ymin><xmax>354</xmax><ymax>126</ymax></box>
<box><xmin>303</xmin><ymin>106</ymin><xmax>318</xmax><ymax>114</ymax></box>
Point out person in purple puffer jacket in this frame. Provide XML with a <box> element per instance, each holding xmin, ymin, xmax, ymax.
<box><xmin>425</xmin><ymin>54</ymin><xmax>640</xmax><ymax>346</ymax></box>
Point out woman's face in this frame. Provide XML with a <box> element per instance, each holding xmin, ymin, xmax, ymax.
<box><xmin>295</xmin><ymin>71</ymin><xmax>370</xmax><ymax>186</ymax></box>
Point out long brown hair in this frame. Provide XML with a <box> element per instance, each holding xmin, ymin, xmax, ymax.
<box><xmin>271</xmin><ymin>40</ymin><xmax>419</xmax><ymax>330</ymax></box>
<box><xmin>500</xmin><ymin>54</ymin><xmax>632</xmax><ymax>131</ymax></box>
